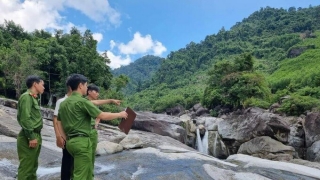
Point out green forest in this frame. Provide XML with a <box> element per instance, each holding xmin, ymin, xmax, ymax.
<box><xmin>1</xmin><ymin>5</ymin><xmax>320</xmax><ymax>118</ymax></box>
<box><xmin>112</xmin><ymin>55</ymin><xmax>164</xmax><ymax>95</ymax></box>
<box><xmin>0</xmin><ymin>21</ymin><xmax>129</xmax><ymax>113</ymax></box>
<box><xmin>122</xmin><ymin>5</ymin><xmax>320</xmax><ymax>116</ymax></box>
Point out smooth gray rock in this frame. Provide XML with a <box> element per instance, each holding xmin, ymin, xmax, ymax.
<box><xmin>304</xmin><ymin>113</ymin><xmax>320</xmax><ymax>147</ymax></box>
<box><xmin>208</xmin><ymin>131</ymin><xmax>229</xmax><ymax>159</ymax></box>
<box><xmin>306</xmin><ymin>140</ymin><xmax>320</xmax><ymax>162</ymax></box>
<box><xmin>132</xmin><ymin>111</ymin><xmax>186</xmax><ymax>143</ymax></box>
<box><xmin>218</xmin><ymin>107</ymin><xmax>291</xmax><ymax>154</ymax></box>
<box><xmin>96</xmin><ymin>141</ymin><xmax>123</xmax><ymax>156</ymax></box>
<box><xmin>238</xmin><ymin>136</ymin><xmax>295</xmax><ymax>161</ymax></box>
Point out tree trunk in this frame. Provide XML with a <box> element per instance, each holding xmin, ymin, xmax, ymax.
<box><xmin>15</xmin><ymin>87</ymin><xmax>21</xmax><ymax>99</ymax></box>
<box><xmin>14</xmin><ymin>73</ymin><xmax>21</xmax><ymax>99</ymax></box>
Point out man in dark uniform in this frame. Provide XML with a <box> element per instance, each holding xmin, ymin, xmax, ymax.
<box><xmin>57</xmin><ymin>74</ymin><xmax>127</xmax><ymax>180</ymax></box>
<box><xmin>17</xmin><ymin>75</ymin><xmax>45</xmax><ymax>179</ymax></box>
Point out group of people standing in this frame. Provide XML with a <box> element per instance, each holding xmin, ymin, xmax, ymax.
<box><xmin>16</xmin><ymin>74</ymin><xmax>128</xmax><ymax>180</ymax></box>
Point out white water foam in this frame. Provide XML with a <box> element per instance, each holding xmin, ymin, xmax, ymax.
<box><xmin>95</xmin><ymin>163</ymin><xmax>116</xmax><ymax>173</ymax></box>
<box><xmin>131</xmin><ymin>165</ymin><xmax>145</xmax><ymax>180</ymax></box>
<box><xmin>37</xmin><ymin>166</ymin><xmax>61</xmax><ymax>177</ymax></box>
<box><xmin>196</xmin><ymin>129</ymin><xmax>208</xmax><ymax>154</ymax></box>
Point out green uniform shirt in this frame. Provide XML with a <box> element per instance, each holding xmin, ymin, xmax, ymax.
<box><xmin>58</xmin><ymin>92</ymin><xmax>102</xmax><ymax>137</ymax></box>
<box><xmin>17</xmin><ymin>90</ymin><xmax>43</xmax><ymax>140</ymax></box>
<box><xmin>85</xmin><ymin>97</ymin><xmax>96</xmax><ymax>126</ymax></box>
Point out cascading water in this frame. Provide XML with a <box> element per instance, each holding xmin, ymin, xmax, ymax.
<box><xmin>196</xmin><ymin>129</ymin><xmax>203</xmax><ymax>153</ymax></box>
<box><xmin>202</xmin><ymin>129</ymin><xmax>208</xmax><ymax>154</ymax></box>
<box><xmin>196</xmin><ymin>129</ymin><xmax>208</xmax><ymax>154</ymax></box>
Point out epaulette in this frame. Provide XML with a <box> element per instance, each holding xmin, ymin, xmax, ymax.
<box><xmin>29</xmin><ymin>93</ymin><xmax>38</xmax><ymax>98</ymax></box>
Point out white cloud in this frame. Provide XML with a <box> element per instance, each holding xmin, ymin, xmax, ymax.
<box><xmin>106</xmin><ymin>31</ymin><xmax>166</xmax><ymax>69</ymax></box>
<box><xmin>153</xmin><ymin>41</ymin><xmax>167</xmax><ymax>56</ymax></box>
<box><xmin>92</xmin><ymin>33</ymin><xmax>103</xmax><ymax>43</ymax></box>
<box><xmin>0</xmin><ymin>0</ymin><xmax>121</xmax><ymax>32</ymax></box>
<box><xmin>65</xmin><ymin>0</ymin><xmax>121</xmax><ymax>26</ymax></box>
<box><xmin>106</xmin><ymin>51</ymin><xmax>131</xmax><ymax>69</ymax></box>
<box><xmin>0</xmin><ymin>0</ymin><xmax>62</xmax><ymax>31</ymax></box>
<box><xmin>110</xmin><ymin>40</ymin><xmax>116</xmax><ymax>50</ymax></box>
<box><xmin>117</xmin><ymin>32</ymin><xmax>167</xmax><ymax>56</ymax></box>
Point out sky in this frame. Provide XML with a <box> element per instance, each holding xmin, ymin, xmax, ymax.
<box><xmin>0</xmin><ymin>0</ymin><xmax>319</xmax><ymax>69</ymax></box>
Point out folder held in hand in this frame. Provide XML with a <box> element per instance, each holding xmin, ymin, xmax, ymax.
<box><xmin>118</xmin><ymin>107</ymin><xmax>136</xmax><ymax>134</ymax></box>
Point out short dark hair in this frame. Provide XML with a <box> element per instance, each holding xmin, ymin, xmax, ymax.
<box><xmin>67</xmin><ymin>74</ymin><xmax>88</xmax><ymax>91</ymax></box>
<box><xmin>65</xmin><ymin>74</ymin><xmax>75</xmax><ymax>87</ymax></box>
<box><xmin>26</xmin><ymin>75</ymin><xmax>43</xmax><ymax>88</ymax></box>
<box><xmin>87</xmin><ymin>84</ymin><xmax>100</xmax><ymax>95</ymax></box>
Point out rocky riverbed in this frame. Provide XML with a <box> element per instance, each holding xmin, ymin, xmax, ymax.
<box><xmin>1</xmin><ymin>98</ymin><xmax>320</xmax><ymax>180</ymax></box>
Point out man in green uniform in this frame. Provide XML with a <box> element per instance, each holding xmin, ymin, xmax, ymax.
<box><xmin>86</xmin><ymin>84</ymin><xmax>121</xmax><ymax>178</ymax></box>
<box><xmin>53</xmin><ymin>76</ymin><xmax>73</xmax><ymax>180</ymax></box>
<box><xmin>17</xmin><ymin>75</ymin><xmax>45</xmax><ymax>180</ymax></box>
<box><xmin>57</xmin><ymin>74</ymin><xmax>127</xmax><ymax>180</ymax></box>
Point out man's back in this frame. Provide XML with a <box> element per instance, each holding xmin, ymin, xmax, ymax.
<box><xmin>58</xmin><ymin>92</ymin><xmax>101</xmax><ymax>137</ymax></box>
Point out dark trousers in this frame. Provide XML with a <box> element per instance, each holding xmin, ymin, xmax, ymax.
<box><xmin>61</xmin><ymin>146</ymin><xmax>74</xmax><ymax>180</ymax></box>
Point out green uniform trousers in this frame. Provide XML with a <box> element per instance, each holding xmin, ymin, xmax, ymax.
<box><xmin>90</xmin><ymin>129</ymin><xmax>98</xmax><ymax>178</ymax></box>
<box><xmin>17</xmin><ymin>130</ymin><xmax>42</xmax><ymax>180</ymax></box>
<box><xmin>66</xmin><ymin>136</ymin><xmax>92</xmax><ymax>180</ymax></box>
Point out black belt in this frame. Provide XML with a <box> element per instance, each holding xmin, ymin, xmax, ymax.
<box><xmin>67</xmin><ymin>134</ymin><xmax>88</xmax><ymax>140</ymax></box>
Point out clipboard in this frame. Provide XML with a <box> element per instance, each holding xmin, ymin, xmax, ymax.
<box><xmin>118</xmin><ymin>107</ymin><xmax>136</xmax><ymax>134</ymax></box>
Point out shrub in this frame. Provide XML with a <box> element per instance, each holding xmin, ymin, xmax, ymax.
<box><xmin>277</xmin><ymin>94</ymin><xmax>320</xmax><ymax>116</ymax></box>
<box><xmin>243</xmin><ymin>97</ymin><xmax>271</xmax><ymax>109</ymax></box>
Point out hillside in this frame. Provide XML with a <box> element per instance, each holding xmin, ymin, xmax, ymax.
<box><xmin>112</xmin><ymin>55</ymin><xmax>164</xmax><ymax>95</ymax></box>
<box><xmin>126</xmin><ymin>5</ymin><xmax>320</xmax><ymax>114</ymax></box>
<box><xmin>268</xmin><ymin>31</ymin><xmax>320</xmax><ymax>91</ymax></box>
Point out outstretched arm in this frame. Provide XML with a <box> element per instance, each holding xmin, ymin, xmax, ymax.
<box><xmin>96</xmin><ymin>111</ymin><xmax>127</xmax><ymax>120</ymax></box>
<box><xmin>91</xmin><ymin>99</ymin><xmax>121</xmax><ymax>106</ymax></box>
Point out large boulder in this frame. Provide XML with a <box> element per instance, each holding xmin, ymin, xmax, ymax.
<box><xmin>208</xmin><ymin>131</ymin><xmax>229</xmax><ymax>159</ymax></box>
<box><xmin>0</xmin><ymin>98</ymin><xmax>54</xmax><ymax>120</ymax></box>
<box><xmin>40</xmin><ymin>107</ymin><xmax>54</xmax><ymax>120</ymax></box>
<box><xmin>132</xmin><ymin>112</ymin><xmax>186</xmax><ymax>143</ymax></box>
<box><xmin>304</xmin><ymin>112</ymin><xmax>320</xmax><ymax>147</ymax></box>
<box><xmin>237</xmin><ymin>136</ymin><xmax>295</xmax><ymax>161</ymax></box>
<box><xmin>195</xmin><ymin>116</ymin><xmax>223</xmax><ymax>131</ymax></box>
<box><xmin>218</xmin><ymin>107</ymin><xmax>291</xmax><ymax>154</ymax></box>
<box><xmin>195</xmin><ymin>107</ymin><xmax>209</xmax><ymax>116</ymax></box>
<box><xmin>96</xmin><ymin>141</ymin><xmax>123</xmax><ymax>156</ymax></box>
<box><xmin>0</xmin><ymin>98</ymin><xmax>18</xmax><ymax>109</ymax></box>
<box><xmin>119</xmin><ymin>134</ymin><xmax>144</xmax><ymax>149</ymax></box>
<box><xmin>165</xmin><ymin>105</ymin><xmax>185</xmax><ymax>116</ymax></box>
<box><xmin>179</xmin><ymin>114</ymin><xmax>196</xmax><ymax>148</ymax></box>
<box><xmin>306</xmin><ymin>140</ymin><xmax>320</xmax><ymax>162</ymax></box>
<box><xmin>189</xmin><ymin>103</ymin><xmax>210</xmax><ymax>117</ymax></box>
<box><xmin>288</xmin><ymin>117</ymin><xmax>306</xmax><ymax>158</ymax></box>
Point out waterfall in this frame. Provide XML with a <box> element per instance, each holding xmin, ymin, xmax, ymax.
<box><xmin>202</xmin><ymin>130</ymin><xmax>208</xmax><ymax>154</ymax></box>
<box><xmin>196</xmin><ymin>129</ymin><xmax>204</xmax><ymax>152</ymax></box>
<box><xmin>196</xmin><ymin>129</ymin><xmax>208</xmax><ymax>154</ymax></box>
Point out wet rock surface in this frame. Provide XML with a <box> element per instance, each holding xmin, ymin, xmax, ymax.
<box><xmin>1</xmin><ymin>102</ymin><xmax>320</xmax><ymax>179</ymax></box>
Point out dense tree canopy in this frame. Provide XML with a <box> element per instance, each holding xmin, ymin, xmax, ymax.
<box><xmin>0</xmin><ymin>20</ymin><xmax>124</xmax><ymax>107</ymax></box>
<box><xmin>112</xmin><ymin>55</ymin><xmax>164</xmax><ymax>95</ymax></box>
<box><xmin>2</xmin><ymin>5</ymin><xmax>320</xmax><ymax>117</ymax></box>
<box><xmin>122</xmin><ymin>5</ymin><xmax>320</xmax><ymax>115</ymax></box>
